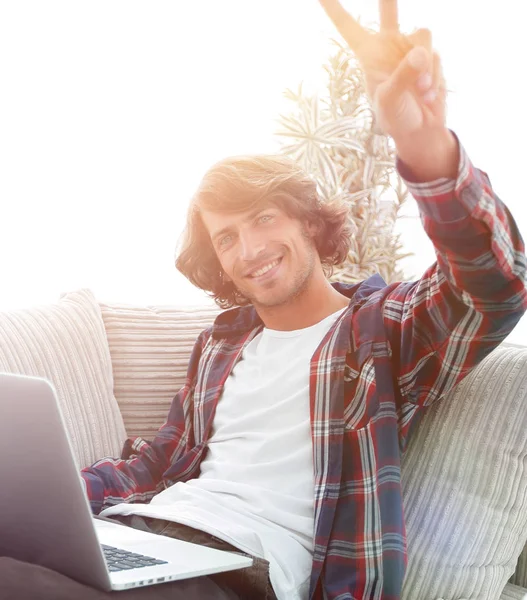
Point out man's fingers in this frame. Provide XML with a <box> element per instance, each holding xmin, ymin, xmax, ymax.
<box><xmin>418</xmin><ymin>52</ymin><xmax>444</xmax><ymax>104</ymax></box>
<box><xmin>379</xmin><ymin>0</ymin><xmax>399</xmax><ymax>32</ymax></box>
<box><xmin>318</xmin><ymin>0</ymin><xmax>370</xmax><ymax>53</ymax></box>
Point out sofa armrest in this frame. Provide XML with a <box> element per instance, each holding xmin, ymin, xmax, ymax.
<box><xmin>500</xmin><ymin>582</ymin><xmax>527</xmax><ymax>600</ymax></box>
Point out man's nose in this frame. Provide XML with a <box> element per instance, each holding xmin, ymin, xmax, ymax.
<box><xmin>239</xmin><ymin>229</ymin><xmax>265</xmax><ymax>262</ymax></box>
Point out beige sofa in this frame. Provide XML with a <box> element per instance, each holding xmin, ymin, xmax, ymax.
<box><xmin>1</xmin><ymin>288</ymin><xmax>527</xmax><ymax>600</ymax></box>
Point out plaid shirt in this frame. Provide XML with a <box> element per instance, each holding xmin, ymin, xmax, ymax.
<box><xmin>82</xmin><ymin>139</ymin><xmax>527</xmax><ymax>600</ymax></box>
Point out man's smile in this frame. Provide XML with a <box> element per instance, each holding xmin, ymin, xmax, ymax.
<box><xmin>245</xmin><ymin>257</ymin><xmax>283</xmax><ymax>281</ymax></box>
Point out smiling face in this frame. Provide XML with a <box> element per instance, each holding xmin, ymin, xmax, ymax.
<box><xmin>200</xmin><ymin>204</ymin><xmax>322</xmax><ymax>309</ymax></box>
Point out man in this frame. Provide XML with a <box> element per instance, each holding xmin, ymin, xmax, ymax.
<box><xmin>4</xmin><ymin>1</ymin><xmax>527</xmax><ymax>599</ymax></box>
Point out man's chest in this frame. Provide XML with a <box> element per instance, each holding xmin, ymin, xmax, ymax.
<box><xmin>191</xmin><ymin>318</ymin><xmax>387</xmax><ymax>444</ymax></box>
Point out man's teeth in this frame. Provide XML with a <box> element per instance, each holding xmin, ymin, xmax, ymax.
<box><xmin>251</xmin><ymin>259</ymin><xmax>280</xmax><ymax>278</ymax></box>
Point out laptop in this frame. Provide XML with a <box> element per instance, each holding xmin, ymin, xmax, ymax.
<box><xmin>0</xmin><ymin>373</ymin><xmax>252</xmax><ymax>591</ymax></box>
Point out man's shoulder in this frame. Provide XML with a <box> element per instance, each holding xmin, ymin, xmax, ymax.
<box><xmin>204</xmin><ymin>304</ymin><xmax>261</xmax><ymax>341</ymax></box>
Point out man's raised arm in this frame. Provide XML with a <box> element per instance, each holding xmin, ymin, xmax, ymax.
<box><xmin>320</xmin><ymin>0</ymin><xmax>527</xmax><ymax>406</ymax></box>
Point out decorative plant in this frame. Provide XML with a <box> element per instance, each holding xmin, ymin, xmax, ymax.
<box><xmin>276</xmin><ymin>40</ymin><xmax>411</xmax><ymax>284</ymax></box>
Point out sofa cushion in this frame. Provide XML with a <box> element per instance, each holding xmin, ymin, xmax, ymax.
<box><xmin>500</xmin><ymin>583</ymin><xmax>527</xmax><ymax>600</ymax></box>
<box><xmin>98</xmin><ymin>301</ymin><xmax>220</xmax><ymax>441</ymax></box>
<box><xmin>0</xmin><ymin>289</ymin><xmax>127</xmax><ymax>469</ymax></box>
<box><xmin>511</xmin><ymin>548</ymin><xmax>527</xmax><ymax>590</ymax></box>
<box><xmin>401</xmin><ymin>345</ymin><xmax>527</xmax><ymax>599</ymax></box>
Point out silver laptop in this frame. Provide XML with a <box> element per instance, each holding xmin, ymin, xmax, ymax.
<box><xmin>0</xmin><ymin>373</ymin><xmax>252</xmax><ymax>591</ymax></box>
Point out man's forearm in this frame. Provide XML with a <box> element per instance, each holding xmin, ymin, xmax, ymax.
<box><xmin>394</xmin><ymin>128</ymin><xmax>460</xmax><ymax>182</ymax></box>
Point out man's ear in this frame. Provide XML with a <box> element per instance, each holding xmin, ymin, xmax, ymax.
<box><xmin>304</xmin><ymin>220</ymin><xmax>319</xmax><ymax>239</ymax></box>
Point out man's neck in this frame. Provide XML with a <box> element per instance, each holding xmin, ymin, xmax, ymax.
<box><xmin>255</xmin><ymin>278</ymin><xmax>349</xmax><ymax>331</ymax></box>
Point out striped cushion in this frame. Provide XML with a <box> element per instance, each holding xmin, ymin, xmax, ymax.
<box><xmin>401</xmin><ymin>345</ymin><xmax>527</xmax><ymax>599</ymax></box>
<box><xmin>0</xmin><ymin>289</ymin><xmax>127</xmax><ymax>469</ymax></box>
<box><xmin>98</xmin><ymin>301</ymin><xmax>220</xmax><ymax>441</ymax></box>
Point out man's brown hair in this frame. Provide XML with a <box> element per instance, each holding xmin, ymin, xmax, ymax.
<box><xmin>176</xmin><ymin>155</ymin><xmax>352</xmax><ymax>309</ymax></box>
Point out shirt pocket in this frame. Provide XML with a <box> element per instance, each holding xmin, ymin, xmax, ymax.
<box><xmin>343</xmin><ymin>344</ymin><xmax>380</xmax><ymax>431</ymax></box>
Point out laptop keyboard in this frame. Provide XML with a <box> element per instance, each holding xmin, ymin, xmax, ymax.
<box><xmin>102</xmin><ymin>544</ymin><xmax>168</xmax><ymax>572</ymax></box>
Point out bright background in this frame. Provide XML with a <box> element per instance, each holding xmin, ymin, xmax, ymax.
<box><xmin>1</xmin><ymin>1</ymin><xmax>526</xmax><ymax>343</ymax></box>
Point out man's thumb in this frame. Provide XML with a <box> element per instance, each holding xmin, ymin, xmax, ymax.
<box><xmin>386</xmin><ymin>46</ymin><xmax>430</xmax><ymax>96</ymax></box>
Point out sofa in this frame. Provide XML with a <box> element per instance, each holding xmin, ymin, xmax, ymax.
<box><xmin>0</xmin><ymin>288</ymin><xmax>526</xmax><ymax>600</ymax></box>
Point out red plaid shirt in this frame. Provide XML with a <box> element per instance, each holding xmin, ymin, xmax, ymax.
<box><xmin>82</xmin><ymin>138</ymin><xmax>527</xmax><ymax>599</ymax></box>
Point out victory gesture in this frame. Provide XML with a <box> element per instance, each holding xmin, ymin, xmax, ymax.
<box><xmin>319</xmin><ymin>0</ymin><xmax>447</xmax><ymax>149</ymax></box>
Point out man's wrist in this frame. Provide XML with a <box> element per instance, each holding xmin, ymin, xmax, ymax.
<box><xmin>394</xmin><ymin>128</ymin><xmax>460</xmax><ymax>182</ymax></box>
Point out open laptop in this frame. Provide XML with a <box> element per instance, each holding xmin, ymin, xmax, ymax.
<box><xmin>0</xmin><ymin>373</ymin><xmax>252</xmax><ymax>591</ymax></box>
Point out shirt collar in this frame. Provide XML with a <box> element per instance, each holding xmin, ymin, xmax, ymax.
<box><xmin>210</xmin><ymin>274</ymin><xmax>387</xmax><ymax>340</ymax></box>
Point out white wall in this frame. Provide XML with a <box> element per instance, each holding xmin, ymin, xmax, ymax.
<box><xmin>1</xmin><ymin>0</ymin><xmax>526</xmax><ymax>342</ymax></box>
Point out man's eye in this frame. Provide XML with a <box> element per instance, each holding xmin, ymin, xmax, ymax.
<box><xmin>258</xmin><ymin>215</ymin><xmax>273</xmax><ymax>224</ymax></box>
<box><xmin>219</xmin><ymin>235</ymin><xmax>232</xmax><ymax>247</ymax></box>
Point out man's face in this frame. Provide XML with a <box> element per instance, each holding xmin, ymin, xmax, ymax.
<box><xmin>200</xmin><ymin>204</ymin><xmax>320</xmax><ymax>308</ymax></box>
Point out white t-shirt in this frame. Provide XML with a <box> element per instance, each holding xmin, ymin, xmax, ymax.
<box><xmin>101</xmin><ymin>308</ymin><xmax>346</xmax><ymax>600</ymax></box>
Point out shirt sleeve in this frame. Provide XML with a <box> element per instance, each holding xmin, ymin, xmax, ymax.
<box><xmin>80</xmin><ymin>329</ymin><xmax>210</xmax><ymax>515</ymax></box>
<box><xmin>381</xmin><ymin>134</ymin><xmax>527</xmax><ymax>407</ymax></box>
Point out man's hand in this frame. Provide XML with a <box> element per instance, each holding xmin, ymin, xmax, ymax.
<box><xmin>319</xmin><ymin>0</ymin><xmax>459</xmax><ymax>180</ymax></box>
